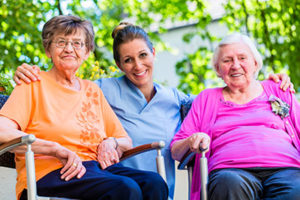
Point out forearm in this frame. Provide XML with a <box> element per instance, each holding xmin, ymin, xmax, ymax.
<box><xmin>0</xmin><ymin>126</ymin><xmax>58</xmax><ymax>156</ymax></box>
<box><xmin>1</xmin><ymin>129</ymin><xmax>59</xmax><ymax>156</ymax></box>
<box><xmin>116</xmin><ymin>136</ymin><xmax>132</xmax><ymax>153</ymax></box>
<box><xmin>171</xmin><ymin>138</ymin><xmax>190</xmax><ymax>161</ymax></box>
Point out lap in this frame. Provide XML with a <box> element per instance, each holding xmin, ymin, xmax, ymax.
<box><xmin>21</xmin><ymin>160</ymin><xmax>167</xmax><ymax>200</ymax></box>
<box><xmin>208</xmin><ymin>167</ymin><xmax>300</xmax><ymax>200</ymax></box>
<box><xmin>263</xmin><ymin>168</ymin><xmax>300</xmax><ymax>200</ymax></box>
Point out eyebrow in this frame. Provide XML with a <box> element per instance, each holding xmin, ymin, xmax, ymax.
<box><xmin>55</xmin><ymin>37</ymin><xmax>83</xmax><ymax>41</ymax></box>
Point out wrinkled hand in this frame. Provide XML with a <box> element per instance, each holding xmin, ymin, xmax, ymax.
<box><xmin>55</xmin><ymin>146</ymin><xmax>86</xmax><ymax>181</ymax></box>
<box><xmin>14</xmin><ymin>63</ymin><xmax>41</xmax><ymax>84</ymax></box>
<box><xmin>188</xmin><ymin>132</ymin><xmax>210</xmax><ymax>154</ymax></box>
<box><xmin>97</xmin><ymin>138</ymin><xmax>119</xmax><ymax>169</ymax></box>
<box><xmin>268</xmin><ymin>73</ymin><xmax>295</xmax><ymax>93</ymax></box>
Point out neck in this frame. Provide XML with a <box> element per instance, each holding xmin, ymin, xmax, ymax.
<box><xmin>49</xmin><ymin>67</ymin><xmax>80</xmax><ymax>91</ymax></box>
<box><xmin>223</xmin><ymin>80</ymin><xmax>263</xmax><ymax>104</ymax></box>
<box><xmin>139</xmin><ymin>83</ymin><xmax>156</xmax><ymax>103</ymax></box>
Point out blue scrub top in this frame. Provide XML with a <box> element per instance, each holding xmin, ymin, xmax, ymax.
<box><xmin>95</xmin><ymin>76</ymin><xmax>193</xmax><ymax>199</ymax></box>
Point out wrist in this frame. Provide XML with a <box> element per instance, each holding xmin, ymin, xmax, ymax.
<box><xmin>113</xmin><ymin>137</ymin><xmax>119</xmax><ymax>150</ymax></box>
<box><xmin>106</xmin><ymin>137</ymin><xmax>118</xmax><ymax>150</ymax></box>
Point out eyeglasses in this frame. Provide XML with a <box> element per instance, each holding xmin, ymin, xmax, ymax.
<box><xmin>54</xmin><ymin>39</ymin><xmax>85</xmax><ymax>50</ymax></box>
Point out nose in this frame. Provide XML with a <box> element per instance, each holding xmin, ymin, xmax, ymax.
<box><xmin>232</xmin><ymin>57</ymin><xmax>240</xmax><ymax>69</ymax></box>
<box><xmin>134</xmin><ymin>59</ymin><xmax>143</xmax><ymax>70</ymax></box>
<box><xmin>64</xmin><ymin>42</ymin><xmax>74</xmax><ymax>52</ymax></box>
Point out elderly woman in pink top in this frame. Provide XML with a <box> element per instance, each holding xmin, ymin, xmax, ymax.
<box><xmin>171</xmin><ymin>33</ymin><xmax>300</xmax><ymax>200</ymax></box>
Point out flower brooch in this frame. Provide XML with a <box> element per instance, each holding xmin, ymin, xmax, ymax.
<box><xmin>269</xmin><ymin>95</ymin><xmax>290</xmax><ymax>119</ymax></box>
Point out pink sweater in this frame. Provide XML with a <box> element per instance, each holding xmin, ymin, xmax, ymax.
<box><xmin>171</xmin><ymin>80</ymin><xmax>300</xmax><ymax>200</ymax></box>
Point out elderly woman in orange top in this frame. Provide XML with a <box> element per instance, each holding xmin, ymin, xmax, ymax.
<box><xmin>0</xmin><ymin>15</ymin><xmax>168</xmax><ymax>200</ymax></box>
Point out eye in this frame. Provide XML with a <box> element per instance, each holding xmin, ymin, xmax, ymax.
<box><xmin>57</xmin><ymin>40</ymin><xmax>66</xmax><ymax>47</ymax></box>
<box><xmin>140</xmin><ymin>52</ymin><xmax>147</xmax><ymax>58</ymax></box>
<box><xmin>73</xmin><ymin>41</ymin><xmax>82</xmax><ymax>48</ymax></box>
<box><xmin>223</xmin><ymin>59</ymin><xmax>230</xmax><ymax>63</ymax></box>
<box><xmin>124</xmin><ymin>58</ymin><xmax>132</xmax><ymax>63</ymax></box>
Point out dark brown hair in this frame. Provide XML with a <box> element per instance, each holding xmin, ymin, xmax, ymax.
<box><xmin>112</xmin><ymin>22</ymin><xmax>153</xmax><ymax>63</ymax></box>
<box><xmin>42</xmin><ymin>15</ymin><xmax>95</xmax><ymax>52</ymax></box>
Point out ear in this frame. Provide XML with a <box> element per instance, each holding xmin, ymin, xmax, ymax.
<box><xmin>116</xmin><ymin>61</ymin><xmax>124</xmax><ymax>72</ymax></box>
<box><xmin>254</xmin><ymin>60</ymin><xmax>258</xmax><ymax>70</ymax></box>
<box><xmin>45</xmin><ymin>49</ymin><xmax>51</xmax><ymax>58</ymax></box>
<box><xmin>152</xmin><ymin>47</ymin><xmax>156</xmax><ymax>56</ymax></box>
<box><xmin>83</xmin><ymin>50</ymin><xmax>91</xmax><ymax>61</ymax></box>
<box><xmin>215</xmin><ymin>64</ymin><xmax>221</xmax><ymax>75</ymax></box>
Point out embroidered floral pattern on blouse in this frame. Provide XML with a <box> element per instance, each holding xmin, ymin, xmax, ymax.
<box><xmin>269</xmin><ymin>95</ymin><xmax>290</xmax><ymax>119</ymax></box>
<box><xmin>76</xmin><ymin>87</ymin><xmax>102</xmax><ymax>145</ymax></box>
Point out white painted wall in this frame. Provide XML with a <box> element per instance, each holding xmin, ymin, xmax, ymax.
<box><xmin>0</xmin><ymin>167</ymin><xmax>16</xmax><ymax>200</ymax></box>
<box><xmin>153</xmin><ymin>21</ymin><xmax>228</xmax><ymax>88</ymax></box>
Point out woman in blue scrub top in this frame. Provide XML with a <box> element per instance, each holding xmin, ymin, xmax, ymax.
<box><xmin>94</xmin><ymin>23</ymin><xmax>193</xmax><ymax>199</ymax></box>
<box><xmin>13</xmin><ymin>22</ymin><xmax>294</xmax><ymax>199</ymax></box>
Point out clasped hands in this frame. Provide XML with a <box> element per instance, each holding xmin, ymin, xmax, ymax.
<box><xmin>56</xmin><ymin>137</ymin><xmax>120</xmax><ymax>181</ymax></box>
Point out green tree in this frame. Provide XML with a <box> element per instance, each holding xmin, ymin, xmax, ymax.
<box><xmin>0</xmin><ymin>0</ymin><xmax>299</xmax><ymax>94</ymax></box>
<box><xmin>0</xmin><ymin>0</ymin><xmax>193</xmax><ymax>83</ymax></box>
<box><xmin>176</xmin><ymin>0</ymin><xmax>300</xmax><ymax>94</ymax></box>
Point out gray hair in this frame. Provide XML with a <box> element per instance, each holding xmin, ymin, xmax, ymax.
<box><xmin>42</xmin><ymin>15</ymin><xmax>95</xmax><ymax>52</ymax></box>
<box><xmin>212</xmin><ymin>33</ymin><xmax>263</xmax><ymax>78</ymax></box>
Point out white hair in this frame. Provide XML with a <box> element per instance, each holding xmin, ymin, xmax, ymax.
<box><xmin>212</xmin><ymin>33</ymin><xmax>263</xmax><ymax>78</ymax></box>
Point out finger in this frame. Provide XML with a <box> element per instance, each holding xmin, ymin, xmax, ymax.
<box><xmin>62</xmin><ymin>161</ymin><xmax>79</xmax><ymax>181</ymax></box>
<box><xmin>60</xmin><ymin>155</ymin><xmax>75</xmax><ymax>175</ymax></box>
<box><xmin>200</xmin><ymin>137</ymin><xmax>210</xmax><ymax>151</ymax></box>
<box><xmin>190</xmin><ymin>136</ymin><xmax>201</xmax><ymax>152</ymax></box>
<box><xmin>32</xmin><ymin>65</ymin><xmax>41</xmax><ymax>73</ymax></box>
<box><xmin>77</xmin><ymin>165</ymin><xmax>86</xmax><ymax>179</ymax></box>
<box><xmin>99</xmin><ymin>160</ymin><xmax>107</xmax><ymax>169</ymax></box>
<box><xmin>65</xmin><ymin>162</ymin><xmax>83</xmax><ymax>181</ymax></box>
<box><xmin>112</xmin><ymin>150</ymin><xmax>119</xmax><ymax>163</ymax></box>
<box><xmin>290</xmin><ymin>83</ymin><xmax>295</xmax><ymax>93</ymax></box>
<box><xmin>103</xmin><ymin>158</ymin><xmax>113</xmax><ymax>168</ymax></box>
<box><xmin>15</xmin><ymin>71</ymin><xmax>32</xmax><ymax>84</ymax></box>
<box><xmin>13</xmin><ymin>76</ymin><xmax>22</xmax><ymax>85</ymax></box>
<box><xmin>283</xmin><ymin>77</ymin><xmax>291</xmax><ymax>91</ymax></box>
<box><xmin>17</xmin><ymin>64</ymin><xmax>40</xmax><ymax>82</ymax></box>
<box><xmin>268</xmin><ymin>73</ymin><xmax>279</xmax><ymax>82</ymax></box>
<box><xmin>31</xmin><ymin>65</ymin><xmax>41</xmax><ymax>80</ymax></box>
<box><xmin>20</xmin><ymin>67</ymin><xmax>39</xmax><ymax>82</ymax></box>
<box><xmin>280</xmin><ymin>76</ymin><xmax>290</xmax><ymax>91</ymax></box>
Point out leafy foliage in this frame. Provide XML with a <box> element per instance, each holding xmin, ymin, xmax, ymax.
<box><xmin>0</xmin><ymin>0</ymin><xmax>299</xmax><ymax>95</ymax></box>
<box><xmin>176</xmin><ymin>0</ymin><xmax>300</xmax><ymax>94</ymax></box>
<box><xmin>0</xmin><ymin>73</ymin><xmax>13</xmax><ymax>95</ymax></box>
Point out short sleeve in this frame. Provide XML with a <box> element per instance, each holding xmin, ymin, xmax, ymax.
<box><xmin>98</xmin><ymin>87</ymin><xmax>128</xmax><ymax>138</ymax></box>
<box><xmin>94</xmin><ymin>78</ymin><xmax>103</xmax><ymax>88</ymax></box>
<box><xmin>173</xmin><ymin>88</ymin><xmax>197</xmax><ymax>105</ymax></box>
<box><xmin>0</xmin><ymin>83</ymin><xmax>33</xmax><ymax>131</ymax></box>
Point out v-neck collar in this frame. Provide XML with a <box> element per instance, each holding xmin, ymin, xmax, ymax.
<box><xmin>123</xmin><ymin>76</ymin><xmax>158</xmax><ymax>113</ymax></box>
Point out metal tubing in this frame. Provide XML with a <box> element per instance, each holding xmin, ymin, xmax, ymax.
<box><xmin>200</xmin><ymin>152</ymin><xmax>208</xmax><ymax>200</ymax></box>
<box><xmin>188</xmin><ymin>165</ymin><xmax>193</xmax><ymax>200</ymax></box>
<box><xmin>156</xmin><ymin>149</ymin><xmax>167</xmax><ymax>182</ymax></box>
<box><xmin>26</xmin><ymin>144</ymin><xmax>37</xmax><ymax>200</ymax></box>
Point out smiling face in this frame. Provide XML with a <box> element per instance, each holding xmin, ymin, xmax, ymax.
<box><xmin>216</xmin><ymin>42</ymin><xmax>258</xmax><ymax>89</ymax></box>
<box><xmin>117</xmin><ymin>38</ymin><xmax>155</xmax><ymax>90</ymax></box>
<box><xmin>46</xmin><ymin>29</ymin><xmax>90</xmax><ymax>74</ymax></box>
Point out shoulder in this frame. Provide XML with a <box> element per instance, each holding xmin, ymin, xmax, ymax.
<box><xmin>196</xmin><ymin>87</ymin><xmax>222</xmax><ymax>101</ymax></box>
<box><xmin>81</xmin><ymin>79</ymin><xmax>103</xmax><ymax>94</ymax></box>
<box><xmin>261</xmin><ymin>80</ymin><xmax>286</xmax><ymax>96</ymax></box>
<box><xmin>261</xmin><ymin>80</ymin><xmax>292</xmax><ymax>103</ymax></box>
<box><xmin>154</xmin><ymin>83</ymin><xmax>185</xmax><ymax>103</ymax></box>
<box><xmin>13</xmin><ymin>72</ymin><xmax>48</xmax><ymax>92</ymax></box>
<box><xmin>94</xmin><ymin>76</ymin><xmax>125</xmax><ymax>88</ymax></box>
